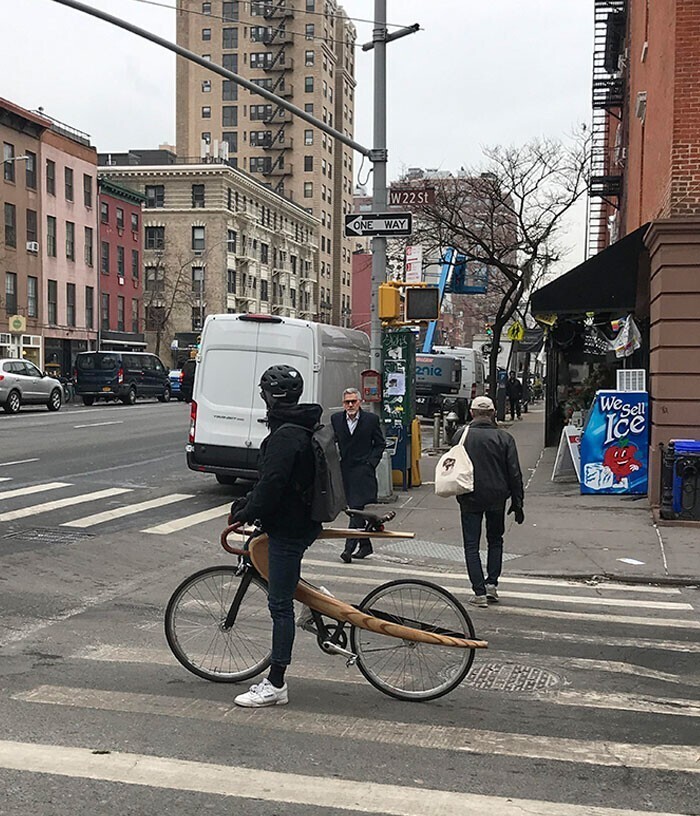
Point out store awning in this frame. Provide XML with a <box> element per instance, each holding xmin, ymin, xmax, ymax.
<box><xmin>531</xmin><ymin>222</ymin><xmax>650</xmax><ymax>317</ymax></box>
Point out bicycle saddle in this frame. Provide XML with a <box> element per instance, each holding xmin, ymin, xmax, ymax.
<box><xmin>344</xmin><ymin>508</ymin><xmax>396</xmax><ymax>532</ymax></box>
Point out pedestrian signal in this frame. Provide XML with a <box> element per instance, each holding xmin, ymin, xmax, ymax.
<box><xmin>405</xmin><ymin>287</ymin><xmax>439</xmax><ymax>321</ymax></box>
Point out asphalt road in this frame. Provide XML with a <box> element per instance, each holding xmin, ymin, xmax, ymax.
<box><xmin>0</xmin><ymin>402</ymin><xmax>698</xmax><ymax>816</ymax></box>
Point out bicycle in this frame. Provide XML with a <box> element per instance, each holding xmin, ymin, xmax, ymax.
<box><xmin>164</xmin><ymin>509</ymin><xmax>488</xmax><ymax>702</ymax></box>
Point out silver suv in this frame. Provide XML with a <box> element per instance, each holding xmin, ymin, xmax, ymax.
<box><xmin>0</xmin><ymin>359</ymin><xmax>63</xmax><ymax>414</ymax></box>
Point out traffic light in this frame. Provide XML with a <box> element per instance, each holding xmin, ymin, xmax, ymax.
<box><xmin>405</xmin><ymin>287</ymin><xmax>439</xmax><ymax>321</ymax></box>
<box><xmin>378</xmin><ymin>284</ymin><xmax>401</xmax><ymax>320</ymax></box>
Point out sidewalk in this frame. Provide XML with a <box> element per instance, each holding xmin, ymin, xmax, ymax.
<box><xmin>379</xmin><ymin>409</ymin><xmax>699</xmax><ymax>584</ymax></box>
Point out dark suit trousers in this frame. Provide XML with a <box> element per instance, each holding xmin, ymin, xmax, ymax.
<box><xmin>344</xmin><ymin>507</ymin><xmax>370</xmax><ymax>555</ymax></box>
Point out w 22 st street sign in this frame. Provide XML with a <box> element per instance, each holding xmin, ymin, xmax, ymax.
<box><xmin>344</xmin><ymin>211</ymin><xmax>413</xmax><ymax>237</ymax></box>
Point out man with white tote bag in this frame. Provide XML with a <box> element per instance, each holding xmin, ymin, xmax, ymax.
<box><xmin>435</xmin><ymin>396</ymin><xmax>524</xmax><ymax>607</ymax></box>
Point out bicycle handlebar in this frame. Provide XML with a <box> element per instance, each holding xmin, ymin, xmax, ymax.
<box><xmin>220</xmin><ymin>522</ymin><xmax>248</xmax><ymax>555</ymax></box>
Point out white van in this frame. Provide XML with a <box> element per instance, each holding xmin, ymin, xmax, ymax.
<box><xmin>186</xmin><ymin>313</ymin><xmax>370</xmax><ymax>484</ymax></box>
<box><xmin>434</xmin><ymin>345</ymin><xmax>486</xmax><ymax>421</ymax></box>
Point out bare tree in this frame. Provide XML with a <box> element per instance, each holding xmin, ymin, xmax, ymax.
<box><xmin>410</xmin><ymin>135</ymin><xmax>589</xmax><ymax>394</ymax></box>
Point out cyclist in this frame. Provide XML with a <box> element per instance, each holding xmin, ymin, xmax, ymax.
<box><xmin>228</xmin><ymin>364</ymin><xmax>322</xmax><ymax>707</ymax></box>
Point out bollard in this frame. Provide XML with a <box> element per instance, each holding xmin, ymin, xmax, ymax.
<box><xmin>432</xmin><ymin>413</ymin><xmax>442</xmax><ymax>449</ymax></box>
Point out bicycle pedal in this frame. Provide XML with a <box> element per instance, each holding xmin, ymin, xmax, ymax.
<box><xmin>321</xmin><ymin>640</ymin><xmax>357</xmax><ymax>661</ymax></box>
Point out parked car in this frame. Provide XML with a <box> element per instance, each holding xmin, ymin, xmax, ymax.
<box><xmin>180</xmin><ymin>359</ymin><xmax>196</xmax><ymax>403</ymax></box>
<box><xmin>0</xmin><ymin>358</ymin><xmax>63</xmax><ymax>414</ymax></box>
<box><xmin>74</xmin><ymin>351</ymin><xmax>171</xmax><ymax>406</ymax></box>
<box><xmin>169</xmin><ymin>369</ymin><xmax>183</xmax><ymax>399</ymax></box>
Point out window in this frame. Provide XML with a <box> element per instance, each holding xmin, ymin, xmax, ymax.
<box><xmin>222</xmin><ymin>27</ymin><xmax>238</xmax><ymax>49</ymax></box>
<box><xmin>222</xmin><ymin>53</ymin><xmax>238</xmax><ymax>72</ymax></box>
<box><xmin>46</xmin><ymin>159</ymin><xmax>56</xmax><ymax>194</ymax></box>
<box><xmin>250</xmin><ymin>130</ymin><xmax>271</xmax><ymax>147</ymax></box>
<box><xmin>201</xmin><ymin>131</ymin><xmax>211</xmax><ymax>146</ymax></box>
<box><xmin>132</xmin><ymin>249</ymin><xmax>139</xmax><ymax>278</ymax></box>
<box><xmin>101</xmin><ymin>241</ymin><xmax>110</xmax><ymax>273</ymax></box>
<box><xmin>304</xmin><ymin>182</ymin><xmax>313</xmax><ymax>198</ymax></box>
<box><xmin>306</xmin><ymin>0</ymin><xmax>315</xmax><ymax>9</ymax></box>
<box><xmin>3</xmin><ymin>142</ymin><xmax>15</xmax><ymax>182</ymax></box>
<box><xmin>249</xmin><ymin>156</ymin><xmax>271</xmax><ymax>174</ymax></box>
<box><xmin>5</xmin><ymin>272</ymin><xmax>17</xmax><ymax>315</ymax></box>
<box><xmin>202</xmin><ymin>27</ymin><xmax>211</xmax><ymax>40</ymax></box>
<box><xmin>145</xmin><ymin>185</ymin><xmax>164</xmax><ymax>208</ymax></box>
<box><xmin>131</xmin><ymin>298</ymin><xmax>139</xmax><ymax>332</ymax></box>
<box><xmin>85</xmin><ymin>286</ymin><xmax>94</xmax><ymax>329</ymax></box>
<box><xmin>202</xmin><ymin>79</ymin><xmax>211</xmax><ymax>93</ymax></box>
<box><xmin>304</xmin><ymin>155</ymin><xmax>313</xmax><ymax>172</ymax></box>
<box><xmin>84</xmin><ymin>226</ymin><xmax>94</xmax><ymax>266</ymax></box>
<box><xmin>251</xmin><ymin>77</ymin><xmax>273</xmax><ymax>90</ymax></box>
<box><xmin>66</xmin><ymin>221</ymin><xmax>75</xmax><ymax>260</ymax></box>
<box><xmin>131</xmin><ymin>212</ymin><xmax>139</xmax><ymax>232</ymax></box>
<box><xmin>192</xmin><ymin>307</ymin><xmax>204</xmax><ymax>331</ymax></box>
<box><xmin>260</xmin><ymin>242</ymin><xmax>269</xmax><ymax>264</ymax></box>
<box><xmin>48</xmin><ymin>280</ymin><xmax>58</xmax><ymax>325</ymax></box>
<box><xmin>227</xmin><ymin>229</ymin><xmax>237</xmax><ymax>253</ymax></box>
<box><xmin>117</xmin><ymin>296</ymin><xmax>125</xmax><ymax>332</ymax></box>
<box><xmin>305</xmin><ymin>23</ymin><xmax>314</xmax><ymax>39</ymax></box>
<box><xmin>250</xmin><ymin>25</ymin><xmax>269</xmax><ymax>42</ymax></box>
<box><xmin>145</xmin><ymin>266</ymin><xmax>164</xmax><ymax>294</ymax></box>
<box><xmin>192</xmin><ymin>266</ymin><xmax>204</xmax><ymax>296</ymax></box>
<box><xmin>222</xmin><ymin>132</ymin><xmax>238</xmax><ymax>153</ymax></box>
<box><xmin>145</xmin><ymin>226</ymin><xmax>165</xmax><ymax>249</ymax></box>
<box><xmin>192</xmin><ymin>226</ymin><xmax>205</xmax><ymax>252</ymax></box>
<box><xmin>26</xmin><ymin>209</ymin><xmax>37</xmax><ymax>244</ymax></box>
<box><xmin>222</xmin><ymin>80</ymin><xmax>237</xmax><ymax>101</ymax></box>
<box><xmin>222</xmin><ymin>106</ymin><xmax>238</xmax><ymax>127</ymax></box>
<box><xmin>27</xmin><ymin>276</ymin><xmax>38</xmax><ymax>318</ymax></box>
<box><xmin>305</xmin><ymin>76</ymin><xmax>314</xmax><ymax>93</ymax></box>
<box><xmin>304</xmin><ymin>129</ymin><xmax>313</xmax><ymax>145</ymax></box>
<box><xmin>260</xmin><ymin>279</ymin><xmax>268</xmax><ymax>301</ymax></box>
<box><xmin>83</xmin><ymin>174</ymin><xmax>93</xmax><ymax>207</ymax></box>
<box><xmin>202</xmin><ymin>1</ymin><xmax>211</xmax><ymax>12</ymax></box>
<box><xmin>250</xmin><ymin>105</ymin><xmax>272</xmax><ymax>121</ymax></box>
<box><xmin>227</xmin><ymin>269</ymin><xmax>236</xmax><ymax>293</ymax></box>
<box><xmin>25</xmin><ymin>152</ymin><xmax>37</xmax><ymax>189</ymax></box>
<box><xmin>201</xmin><ymin>106</ymin><xmax>211</xmax><ymax>119</ymax></box>
<box><xmin>101</xmin><ymin>293</ymin><xmax>110</xmax><ymax>330</ymax></box>
<box><xmin>67</xmin><ymin>283</ymin><xmax>76</xmax><ymax>327</ymax></box>
<box><xmin>222</xmin><ymin>1</ymin><xmax>239</xmax><ymax>21</ymax></box>
<box><xmin>46</xmin><ymin>215</ymin><xmax>56</xmax><ymax>256</ymax></box>
<box><xmin>192</xmin><ymin>184</ymin><xmax>205</xmax><ymax>208</ymax></box>
<box><xmin>100</xmin><ymin>202</ymin><xmax>109</xmax><ymax>224</ymax></box>
<box><xmin>65</xmin><ymin>167</ymin><xmax>74</xmax><ymax>201</ymax></box>
<box><xmin>250</xmin><ymin>52</ymin><xmax>271</xmax><ymax>69</ymax></box>
<box><xmin>305</xmin><ymin>50</ymin><xmax>315</xmax><ymax>66</ymax></box>
<box><xmin>116</xmin><ymin>207</ymin><xmax>124</xmax><ymax>230</ymax></box>
<box><xmin>117</xmin><ymin>246</ymin><xmax>125</xmax><ymax>277</ymax></box>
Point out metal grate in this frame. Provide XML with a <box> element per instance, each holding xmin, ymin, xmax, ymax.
<box><xmin>465</xmin><ymin>662</ymin><xmax>562</xmax><ymax>693</ymax></box>
<box><xmin>3</xmin><ymin>527</ymin><xmax>95</xmax><ymax>545</ymax></box>
<box><xmin>617</xmin><ymin>368</ymin><xmax>646</xmax><ymax>391</ymax></box>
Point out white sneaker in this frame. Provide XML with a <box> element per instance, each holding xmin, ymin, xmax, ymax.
<box><xmin>485</xmin><ymin>584</ymin><xmax>499</xmax><ymax>602</ymax></box>
<box><xmin>468</xmin><ymin>594</ymin><xmax>488</xmax><ymax>608</ymax></box>
<box><xmin>234</xmin><ymin>678</ymin><xmax>288</xmax><ymax>708</ymax></box>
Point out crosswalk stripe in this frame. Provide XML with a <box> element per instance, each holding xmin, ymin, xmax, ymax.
<box><xmin>496</xmin><ymin>604</ymin><xmax>699</xmax><ymax>630</ymax></box>
<box><xmin>0</xmin><ymin>481</ymin><xmax>71</xmax><ymax>501</ymax></box>
<box><xmin>141</xmin><ymin>503</ymin><xmax>232</xmax><ymax>535</ymax></box>
<box><xmin>62</xmin><ymin>494</ymin><xmax>194</xmax><ymax>528</ymax></box>
<box><xmin>0</xmin><ymin>739</ymin><xmax>683</xmax><ymax>816</ymax></box>
<box><xmin>543</xmin><ymin>689</ymin><xmax>700</xmax><ymax>718</ymax></box>
<box><xmin>304</xmin><ymin>558</ymin><xmax>682</xmax><ymax>595</ymax></box>
<box><xmin>510</xmin><ymin>628</ymin><xmax>700</xmax><ymax>653</ymax></box>
<box><xmin>13</xmin><ymin>686</ymin><xmax>700</xmax><ymax>775</ymax></box>
<box><xmin>0</xmin><ymin>477</ymin><xmax>12</xmax><ymax>482</ymax></box>
<box><xmin>302</xmin><ymin>570</ymin><xmax>694</xmax><ymax>611</ymax></box>
<box><xmin>0</xmin><ymin>488</ymin><xmax>132</xmax><ymax>523</ymax></box>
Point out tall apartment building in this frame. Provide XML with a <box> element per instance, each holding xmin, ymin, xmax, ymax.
<box><xmin>175</xmin><ymin>0</ymin><xmax>356</xmax><ymax>326</ymax></box>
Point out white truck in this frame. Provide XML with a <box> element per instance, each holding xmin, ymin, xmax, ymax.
<box><xmin>433</xmin><ymin>345</ymin><xmax>486</xmax><ymax>422</ymax></box>
<box><xmin>186</xmin><ymin>313</ymin><xmax>370</xmax><ymax>484</ymax></box>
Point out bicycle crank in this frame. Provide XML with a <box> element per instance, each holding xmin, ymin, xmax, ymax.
<box><xmin>321</xmin><ymin>640</ymin><xmax>358</xmax><ymax>666</ymax></box>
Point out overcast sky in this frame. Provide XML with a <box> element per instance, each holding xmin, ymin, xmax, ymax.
<box><xmin>1</xmin><ymin>0</ymin><xmax>593</xmax><ymax>266</ymax></box>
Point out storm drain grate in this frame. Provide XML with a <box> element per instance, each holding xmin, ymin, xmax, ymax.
<box><xmin>3</xmin><ymin>527</ymin><xmax>95</xmax><ymax>545</ymax></box>
<box><xmin>465</xmin><ymin>661</ymin><xmax>561</xmax><ymax>693</ymax></box>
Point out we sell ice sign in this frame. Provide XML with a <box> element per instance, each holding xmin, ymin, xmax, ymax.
<box><xmin>580</xmin><ymin>390</ymin><xmax>649</xmax><ymax>495</ymax></box>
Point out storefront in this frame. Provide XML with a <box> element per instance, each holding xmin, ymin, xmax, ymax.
<box><xmin>0</xmin><ymin>332</ymin><xmax>43</xmax><ymax>367</ymax></box>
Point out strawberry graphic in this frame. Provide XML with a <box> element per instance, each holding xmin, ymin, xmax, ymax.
<box><xmin>603</xmin><ymin>437</ymin><xmax>642</xmax><ymax>482</ymax></box>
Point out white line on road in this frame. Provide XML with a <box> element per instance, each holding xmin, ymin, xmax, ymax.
<box><xmin>0</xmin><ymin>458</ymin><xmax>39</xmax><ymax>467</ymax></box>
<box><xmin>12</xmin><ymin>687</ymin><xmax>700</xmax><ymax>777</ymax></box>
<box><xmin>0</xmin><ymin>740</ymin><xmax>683</xmax><ymax>816</ymax></box>
<box><xmin>73</xmin><ymin>420</ymin><xmax>124</xmax><ymax>429</ymax></box>
<box><xmin>0</xmin><ymin>477</ymin><xmax>11</xmax><ymax>482</ymax></box>
<box><xmin>0</xmin><ymin>482</ymin><xmax>71</xmax><ymax>501</ymax></box>
<box><xmin>0</xmin><ymin>487</ymin><xmax>132</xmax><ymax>522</ymax></box>
<box><xmin>62</xmin><ymin>493</ymin><xmax>194</xmax><ymax>528</ymax></box>
<box><xmin>142</xmin><ymin>502</ymin><xmax>231</xmax><ymax>535</ymax></box>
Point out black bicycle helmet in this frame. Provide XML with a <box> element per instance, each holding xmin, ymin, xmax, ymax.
<box><xmin>259</xmin><ymin>364</ymin><xmax>304</xmax><ymax>405</ymax></box>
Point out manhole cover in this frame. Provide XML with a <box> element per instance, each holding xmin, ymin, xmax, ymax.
<box><xmin>3</xmin><ymin>527</ymin><xmax>95</xmax><ymax>546</ymax></box>
<box><xmin>465</xmin><ymin>661</ymin><xmax>561</xmax><ymax>693</ymax></box>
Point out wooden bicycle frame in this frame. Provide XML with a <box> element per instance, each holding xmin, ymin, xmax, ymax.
<box><xmin>221</xmin><ymin>525</ymin><xmax>488</xmax><ymax>651</ymax></box>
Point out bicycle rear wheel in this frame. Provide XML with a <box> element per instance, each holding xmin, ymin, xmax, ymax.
<box><xmin>350</xmin><ymin>579</ymin><xmax>476</xmax><ymax>701</ymax></box>
<box><xmin>165</xmin><ymin>565</ymin><xmax>271</xmax><ymax>683</ymax></box>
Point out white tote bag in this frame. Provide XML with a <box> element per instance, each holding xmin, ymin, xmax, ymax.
<box><xmin>434</xmin><ymin>425</ymin><xmax>474</xmax><ymax>497</ymax></box>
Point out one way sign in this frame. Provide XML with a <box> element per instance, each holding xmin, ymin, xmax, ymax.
<box><xmin>344</xmin><ymin>211</ymin><xmax>413</xmax><ymax>237</ymax></box>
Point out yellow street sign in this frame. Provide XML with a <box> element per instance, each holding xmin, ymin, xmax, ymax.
<box><xmin>507</xmin><ymin>321</ymin><xmax>525</xmax><ymax>341</ymax></box>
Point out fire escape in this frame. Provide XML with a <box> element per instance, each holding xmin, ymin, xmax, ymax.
<box><xmin>261</xmin><ymin>0</ymin><xmax>294</xmax><ymax>195</ymax></box>
<box><xmin>588</xmin><ymin>0</ymin><xmax>627</xmax><ymax>257</ymax></box>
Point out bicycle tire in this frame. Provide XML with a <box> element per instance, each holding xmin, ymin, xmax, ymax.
<box><xmin>350</xmin><ymin>579</ymin><xmax>476</xmax><ymax>702</ymax></box>
<box><xmin>165</xmin><ymin>565</ymin><xmax>272</xmax><ymax>683</ymax></box>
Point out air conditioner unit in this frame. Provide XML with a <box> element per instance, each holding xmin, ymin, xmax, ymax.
<box><xmin>118</xmin><ymin>276</ymin><xmax>125</xmax><ymax>286</ymax></box>
<box><xmin>26</xmin><ymin>241</ymin><xmax>39</xmax><ymax>253</ymax></box>
<box><xmin>635</xmin><ymin>91</ymin><xmax>647</xmax><ymax>122</ymax></box>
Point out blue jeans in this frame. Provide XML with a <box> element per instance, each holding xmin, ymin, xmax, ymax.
<box><xmin>267</xmin><ymin>534</ymin><xmax>315</xmax><ymax>666</ymax></box>
<box><xmin>459</xmin><ymin>504</ymin><xmax>505</xmax><ymax>595</ymax></box>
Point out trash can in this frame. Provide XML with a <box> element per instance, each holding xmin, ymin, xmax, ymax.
<box><xmin>672</xmin><ymin>439</ymin><xmax>700</xmax><ymax>520</ymax></box>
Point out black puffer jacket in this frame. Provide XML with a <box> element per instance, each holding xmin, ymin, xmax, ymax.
<box><xmin>238</xmin><ymin>402</ymin><xmax>323</xmax><ymax>539</ymax></box>
<box><xmin>451</xmin><ymin>418</ymin><xmax>524</xmax><ymax>512</ymax></box>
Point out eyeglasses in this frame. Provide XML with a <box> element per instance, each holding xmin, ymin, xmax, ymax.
<box><xmin>343</xmin><ymin>399</ymin><xmax>359</xmax><ymax>405</ymax></box>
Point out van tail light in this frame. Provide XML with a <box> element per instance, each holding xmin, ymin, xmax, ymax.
<box><xmin>0</xmin><ymin>375</ymin><xmax>4</xmax><ymax>382</ymax></box>
<box><xmin>471</xmin><ymin>382</ymin><xmax>477</xmax><ymax>400</ymax></box>
<box><xmin>73</xmin><ymin>367</ymin><xmax>78</xmax><ymax>381</ymax></box>
<box><xmin>179</xmin><ymin>370</ymin><xmax>185</xmax><ymax>383</ymax></box>
<box><xmin>118</xmin><ymin>367</ymin><xmax>124</xmax><ymax>384</ymax></box>
<box><xmin>189</xmin><ymin>400</ymin><xmax>198</xmax><ymax>444</ymax></box>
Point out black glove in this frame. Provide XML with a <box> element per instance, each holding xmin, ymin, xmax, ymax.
<box><xmin>228</xmin><ymin>497</ymin><xmax>249</xmax><ymax>525</ymax></box>
<box><xmin>508</xmin><ymin>503</ymin><xmax>525</xmax><ymax>525</ymax></box>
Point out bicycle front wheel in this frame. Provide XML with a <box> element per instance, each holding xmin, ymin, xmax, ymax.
<box><xmin>165</xmin><ymin>565</ymin><xmax>271</xmax><ymax>683</ymax></box>
<box><xmin>350</xmin><ymin>579</ymin><xmax>476</xmax><ymax>701</ymax></box>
